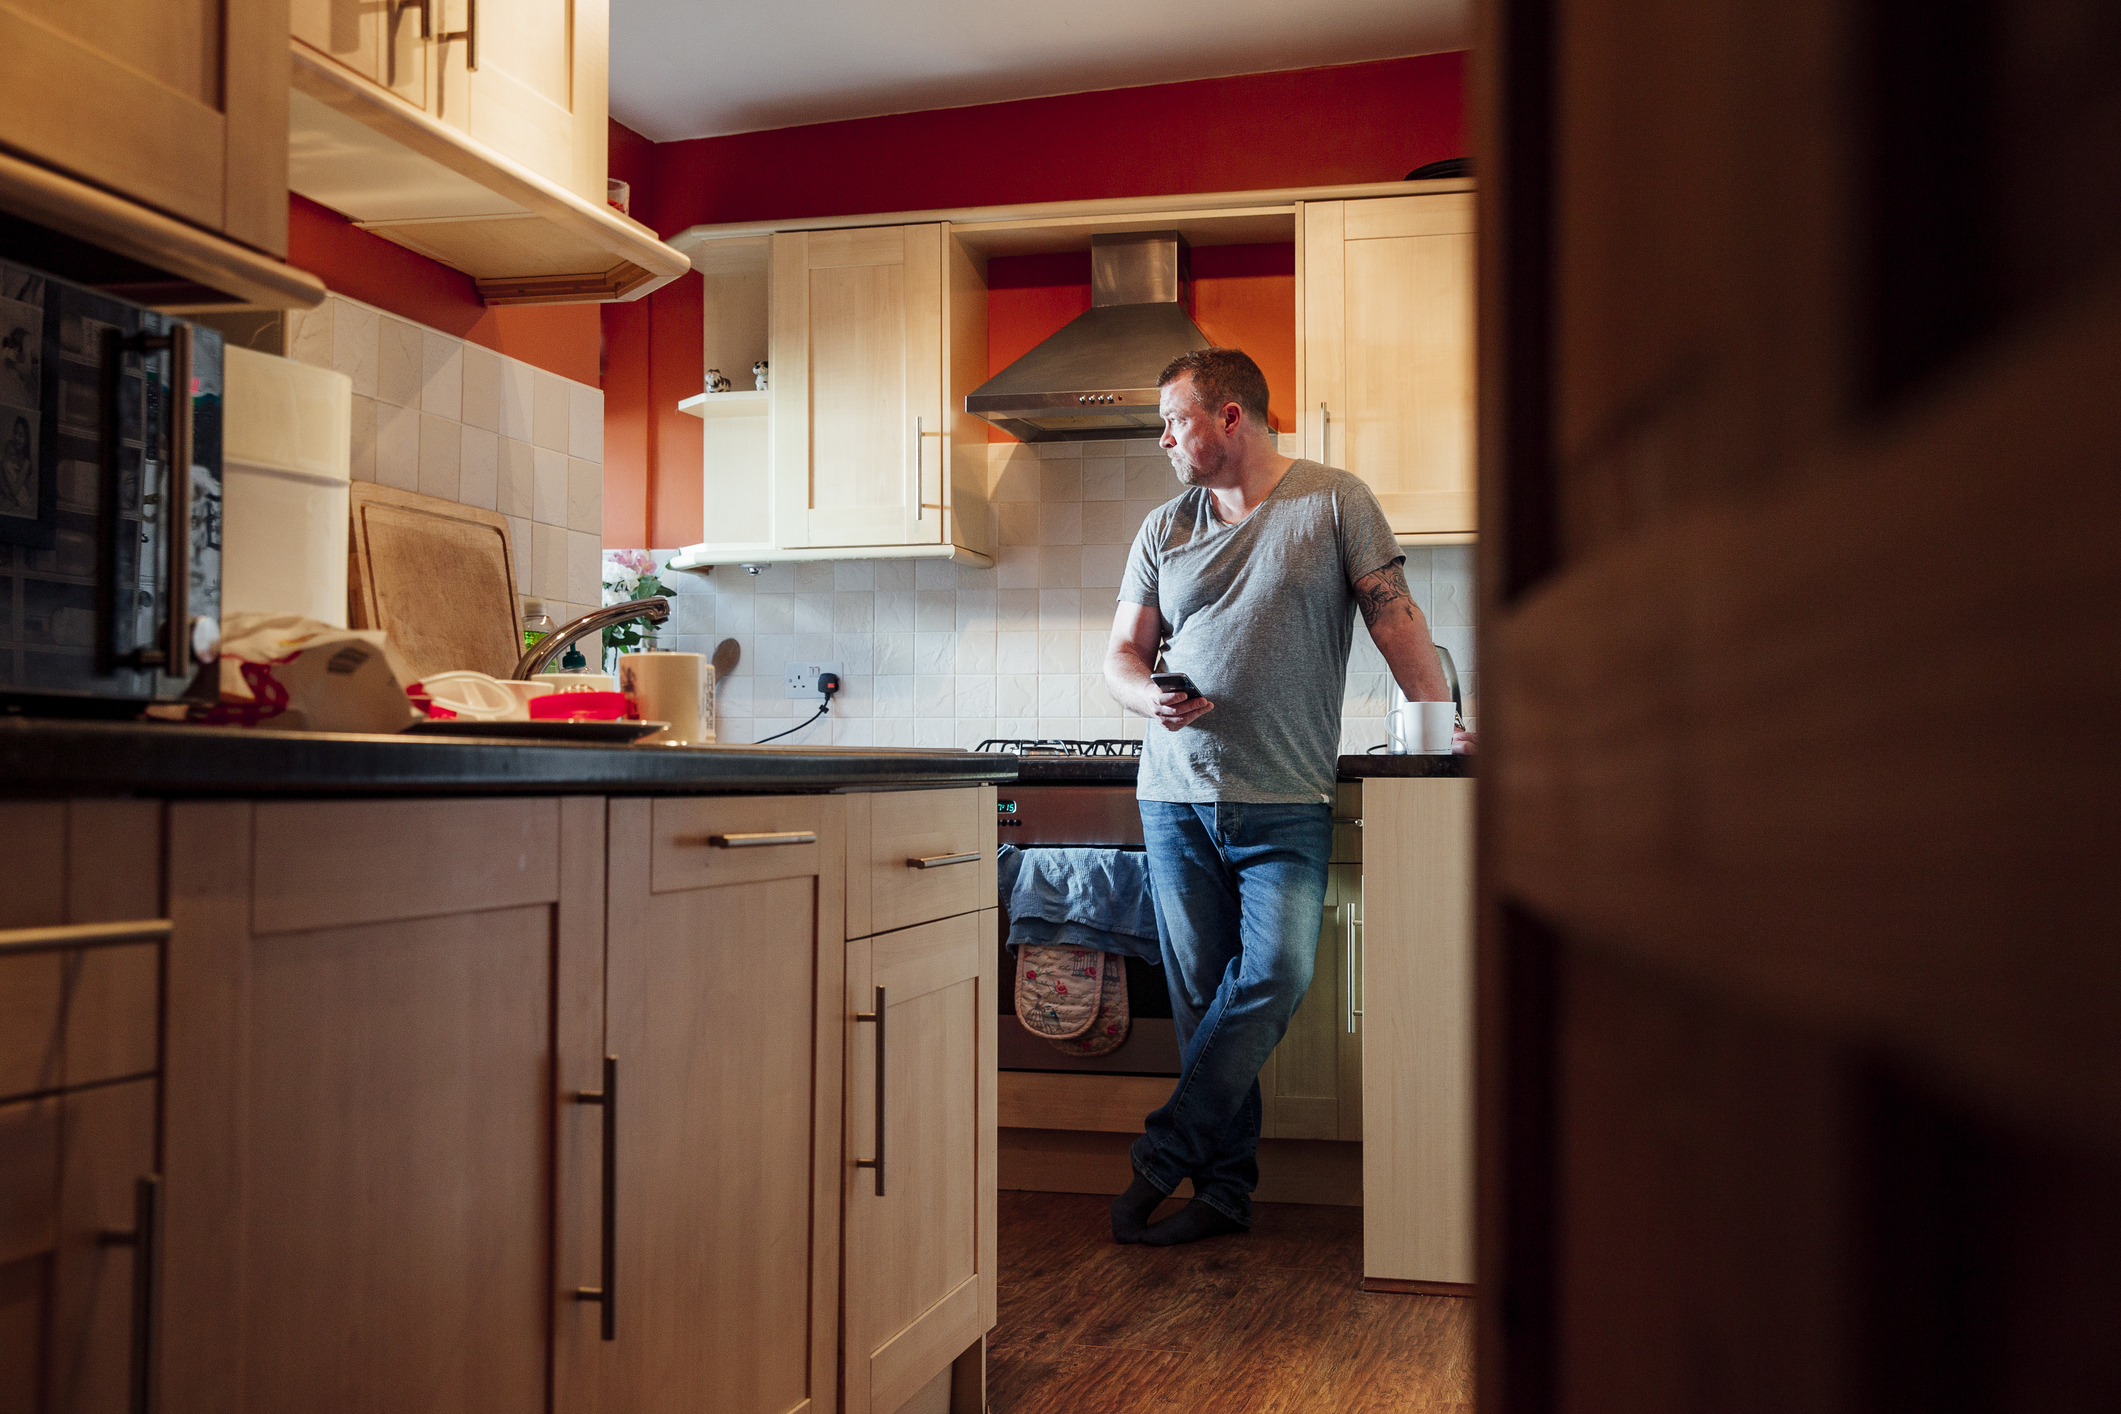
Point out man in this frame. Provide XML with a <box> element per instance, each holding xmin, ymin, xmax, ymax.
<box><xmin>1103</xmin><ymin>347</ymin><xmax>1456</xmax><ymax>1246</ymax></box>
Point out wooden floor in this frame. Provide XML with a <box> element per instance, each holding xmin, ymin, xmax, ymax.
<box><xmin>988</xmin><ymin>1191</ymin><xmax>1474</xmax><ymax>1413</ymax></box>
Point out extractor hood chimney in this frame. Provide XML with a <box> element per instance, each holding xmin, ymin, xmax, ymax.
<box><xmin>965</xmin><ymin>231</ymin><xmax>1213</xmax><ymax>442</ymax></box>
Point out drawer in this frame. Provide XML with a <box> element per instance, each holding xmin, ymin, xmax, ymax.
<box><xmin>651</xmin><ymin>795</ymin><xmax>833</xmax><ymax>894</ymax></box>
<box><xmin>0</xmin><ymin>1096</ymin><xmax>59</xmax><ymax>1265</ymax></box>
<box><xmin>0</xmin><ymin>940</ymin><xmax>159</xmax><ymax>1103</ymax></box>
<box><xmin>848</xmin><ymin>788</ymin><xmax>996</xmax><ymax>939</ymax></box>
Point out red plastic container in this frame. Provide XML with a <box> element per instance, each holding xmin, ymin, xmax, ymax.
<box><xmin>528</xmin><ymin>690</ymin><xmax>628</xmax><ymax>722</ymax></box>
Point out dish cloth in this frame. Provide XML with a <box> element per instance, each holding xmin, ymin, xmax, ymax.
<box><xmin>998</xmin><ymin>846</ymin><xmax>1160</xmax><ymax>1058</ymax></box>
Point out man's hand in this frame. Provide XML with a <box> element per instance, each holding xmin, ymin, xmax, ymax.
<box><xmin>1151</xmin><ymin>690</ymin><xmax>1215</xmax><ymax>731</ymax></box>
<box><xmin>1453</xmin><ymin>725</ymin><xmax>1477</xmax><ymax>754</ymax></box>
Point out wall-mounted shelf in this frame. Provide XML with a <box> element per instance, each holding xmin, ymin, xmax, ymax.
<box><xmin>678</xmin><ymin>390</ymin><xmax>769</xmax><ymax>419</ymax></box>
<box><xmin>665</xmin><ymin>543</ymin><xmax>993</xmax><ymax>572</ymax></box>
<box><xmin>287</xmin><ymin>48</ymin><xmax>691</xmax><ymax>306</ymax></box>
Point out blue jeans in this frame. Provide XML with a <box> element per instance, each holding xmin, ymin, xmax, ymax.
<box><xmin>1131</xmin><ymin>800</ymin><xmax>1333</xmax><ymax>1227</ymax></box>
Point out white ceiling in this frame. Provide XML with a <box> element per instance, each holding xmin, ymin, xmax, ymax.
<box><xmin>609</xmin><ymin>0</ymin><xmax>1470</xmax><ymax>143</ymax></box>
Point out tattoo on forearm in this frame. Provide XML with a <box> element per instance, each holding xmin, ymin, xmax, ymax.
<box><xmin>1354</xmin><ymin>563</ymin><xmax>1415</xmax><ymax>629</ymax></box>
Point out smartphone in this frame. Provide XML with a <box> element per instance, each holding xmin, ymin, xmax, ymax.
<box><xmin>1151</xmin><ymin>672</ymin><xmax>1203</xmax><ymax>700</ymax></box>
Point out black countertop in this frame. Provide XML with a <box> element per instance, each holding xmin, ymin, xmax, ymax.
<box><xmin>1005</xmin><ymin>752</ymin><xmax>1474</xmax><ymax>785</ymax></box>
<box><xmin>0</xmin><ymin>719</ymin><xmax>1019</xmax><ymax>798</ymax></box>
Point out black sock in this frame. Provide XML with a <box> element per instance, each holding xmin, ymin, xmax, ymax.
<box><xmin>1139</xmin><ymin>1199</ymin><xmax>1245</xmax><ymax>1247</ymax></box>
<box><xmin>1110</xmin><ymin>1172</ymin><xmax>1166</xmax><ymax>1244</ymax></box>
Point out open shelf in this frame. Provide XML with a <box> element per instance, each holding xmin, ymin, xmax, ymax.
<box><xmin>678</xmin><ymin>389</ymin><xmax>768</xmax><ymax>419</ymax></box>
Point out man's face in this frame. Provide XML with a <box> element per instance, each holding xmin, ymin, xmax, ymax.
<box><xmin>1159</xmin><ymin>375</ymin><xmax>1232</xmax><ymax>487</ymax></box>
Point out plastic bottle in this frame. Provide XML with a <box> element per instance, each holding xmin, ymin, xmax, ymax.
<box><xmin>522</xmin><ymin>600</ymin><xmax>555</xmax><ymax>651</ymax></box>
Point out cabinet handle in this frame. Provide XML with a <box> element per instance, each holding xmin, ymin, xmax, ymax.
<box><xmin>438</xmin><ymin>0</ymin><xmax>476</xmax><ymax>69</ymax></box>
<box><xmin>1318</xmin><ymin>401</ymin><xmax>1329</xmax><ymax>464</ymax></box>
<box><xmin>574</xmin><ymin>1055</ymin><xmax>618</xmax><ymax>1341</ymax></box>
<box><xmin>854</xmin><ymin>987</ymin><xmax>886</xmax><ymax>1197</ymax></box>
<box><xmin>914</xmin><ymin>416</ymin><xmax>923</xmax><ymax>522</ymax></box>
<box><xmin>907</xmin><ymin>851</ymin><xmax>980</xmax><ymax>870</ymax></box>
<box><xmin>0</xmin><ymin>919</ymin><xmax>171</xmax><ymax>958</ymax></box>
<box><xmin>99</xmin><ymin>1175</ymin><xmax>160</xmax><ymax>1414</ymax></box>
<box><xmin>706</xmin><ymin>830</ymin><xmax>817</xmax><ymax>848</ymax></box>
<box><xmin>1344</xmin><ymin>906</ymin><xmax>1364</xmax><ymax>1034</ymax></box>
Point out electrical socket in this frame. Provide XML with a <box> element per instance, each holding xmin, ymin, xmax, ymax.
<box><xmin>783</xmin><ymin>661</ymin><xmax>843</xmax><ymax>698</ymax></box>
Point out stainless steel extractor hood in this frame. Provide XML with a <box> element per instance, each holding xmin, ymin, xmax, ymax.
<box><xmin>965</xmin><ymin>231</ymin><xmax>1213</xmax><ymax>442</ymax></box>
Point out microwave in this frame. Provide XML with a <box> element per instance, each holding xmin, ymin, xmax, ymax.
<box><xmin>0</xmin><ymin>257</ymin><xmax>222</xmax><ymax>712</ymax></box>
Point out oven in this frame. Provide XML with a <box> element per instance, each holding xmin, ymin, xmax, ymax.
<box><xmin>986</xmin><ymin>738</ymin><xmax>1181</xmax><ymax>1078</ymax></box>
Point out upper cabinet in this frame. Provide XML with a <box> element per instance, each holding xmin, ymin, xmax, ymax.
<box><xmin>288</xmin><ymin>0</ymin><xmax>688</xmax><ymax>305</ymax></box>
<box><xmin>669</xmin><ymin>223</ymin><xmax>993</xmax><ymax>570</ymax></box>
<box><xmin>1302</xmin><ymin>192</ymin><xmax>1477</xmax><ymax>540</ymax></box>
<box><xmin>772</xmin><ymin>225</ymin><xmax>947</xmax><ymax>551</ymax></box>
<box><xmin>0</xmin><ymin>0</ymin><xmax>326</xmax><ymax>308</ymax></box>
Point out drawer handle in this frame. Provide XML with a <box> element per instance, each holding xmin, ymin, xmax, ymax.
<box><xmin>907</xmin><ymin>851</ymin><xmax>980</xmax><ymax>870</ymax></box>
<box><xmin>0</xmin><ymin>919</ymin><xmax>171</xmax><ymax>958</ymax></box>
<box><xmin>99</xmin><ymin>1174</ymin><xmax>160</xmax><ymax>1414</ymax></box>
<box><xmin>1345</xmin><ymin>906</ymin><xmax>1364</xmax><ymax>1035</ymax></box>
<box><xmin>854</xmin><ymin>986</ymin><xmax>886</xmax><ymax>1197</ymax></box>
<box><xmin>574</xmin><ymin>1055</ymin><xmax>618</xmax><ymax>1341</ymax></box>
<box><xmin>707</xmin><ymin>831</ymin><xmax>817</xmax><ymax>849</ymax></box>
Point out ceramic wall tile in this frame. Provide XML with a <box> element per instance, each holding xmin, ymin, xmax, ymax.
<box><xmin>377</xmin><ymin>317</ymin><xmax>423</xmax><ymax>408</ymax></box>
<box><xmin>566</xmin><ymin>531</ymin><xmax>599</xmax><ymax>605</ymax></box>
<box><xmin>458</xmin><ymin>428</ymin><xmax>498</xmax><ymax>511</ymax></box>
<box><xmin>567</xmin><ymin>457</ymin><xmax>602</xmax><ymax>535</ymax></box>
<box><xmin>569</xmin><ymin>384</ymin><xmax>603</xmax><ymax>462</ymax></box>
<box><xmin>421</xmin><ymin>332</ymin><xmax>463</xmax><ymax>421</ymax></box>
<box><xmin>331</xmin><ymin>300</ymin><xmax>378</xmax><ymax>398</ymax></box>
<box><xmin>375</xmin><ymin>402</ymin><xmax>419</xmax><ymax>491</ymax></box>
<box><xmin>416</xmin><ymin>414</ymin><xmax>461</xmax><ymax>501</ymax></box>
<box><xmin>460</xmin><ymin>344</ymin><xmax>502</xmax><ymax>433</ymax></box>
<box><xmin>497</xmin><ymin>438</ymin><xmax>535</xmax><ymax>518</ymax></box>
<box><xmin>532</xmin><ymin>370</ymin><xmax>570</xmax><ymax>453</ymax></box>
<box><xmin>535</xmin><ymin>522</ymin><xmax>567</xmax><ymax>601</ymax></box>
<box><xmin>284</xmin><ymin>301</ymin><xmax>333</xmax><ymax>370</ymax></box>
<box><xmin>348</xmin><ymin>395</ymin><xmax>376</xmax><ymax>481</ymax></box>
<box><xmin>498</xmin><ymin>359</ymin><xmax>535</xmax><ymax>443</ymax></box>
<box><xmin>532</xmin><ymin>447</ymin><xmax>568</xmax><ymax>528</ymax></box>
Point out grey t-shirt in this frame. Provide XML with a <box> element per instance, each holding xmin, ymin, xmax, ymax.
<box><xmin>1119</xmin><ymin>459</ymin><xmax>1403</xmax><ymax>804</ymax></box>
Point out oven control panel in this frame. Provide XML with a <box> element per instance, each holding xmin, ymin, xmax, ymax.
<box><xmin>993</xmin><ymin>785</ymin><xmax>1143</xmax><ymax>847</ymax></box>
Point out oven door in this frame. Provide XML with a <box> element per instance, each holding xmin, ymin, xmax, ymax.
<box><xmin>0</xmin><ymin>259</ymin><xmax>220</xmax><ymax>708</ymax></box>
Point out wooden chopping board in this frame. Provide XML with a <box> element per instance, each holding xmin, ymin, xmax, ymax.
<box><xmin>348</xmin><ymin>482</ymin><xmax>523</xmax><ymax>682</ymax></box>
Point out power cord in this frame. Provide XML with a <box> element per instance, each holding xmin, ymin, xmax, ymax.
<box><xmin>756</xmin><ymin>671</ymin><xmax>841</xmax><ymax>744</ymax></box>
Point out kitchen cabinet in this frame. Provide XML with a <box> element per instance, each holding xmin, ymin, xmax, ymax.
<box><xmin>0</xmin><ymin>0</ymin><xmax>288</xmax><ymax>256</ymax></box>
<box><xmin>594</xmin><ymin>795</ymin><xmax>844</xmax><ymax>1414</ymax></box>
<box><xmin>1301</xmin><ymin>193</ymin><xmax>1477</xmax><ymax>540</ymax></box>
<box><xmin>287</xmin><ymin>0</ymin><xmax>686</xmax><ymax>304</ymax></box>
<box><xmin>1357</xmin><ymin>776</ymin><xmax>1475</xmax><ymax>1291</ymax></box>
<box><xmin>1258</xmin><ymin>858</ymin><xmax>1365</xmax><ymax>1143</ymax></box>
<box><xmin>841</xmin><ymin>789</ymin><xmax>998</xmax><ymax>1414</ymax></box>
<box><xmin>0</xmin><ymin>801</ymin><xmax>164</xmax><ymax>1414</ymax></box>
<box><xmin>666</xmin><ymin>224</ymin><xmax>994</xmax><ymax>571</ymax></box>
<box><xmin>159</xmin><ymin>796</ymin><xmax>606</xmax><ymax>1414</ymax></box>
<box><xmin>772</xmin><ymin>224</ymin><xmax>948</xmax><ymax>551</ymax></box>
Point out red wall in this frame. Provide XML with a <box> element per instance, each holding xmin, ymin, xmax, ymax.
<box><xmin>602</xmin><ymin>51</ymin><xmax>1466</xmax><ymax>547</ymax></box>
<box><xmin>288</xmin><ymin>196</ymin><xmax>602</xmax><ymax>386</ymax></box>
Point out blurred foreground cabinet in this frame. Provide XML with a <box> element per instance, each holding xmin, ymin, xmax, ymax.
<box><xmin>0</xmin><ymin>802</ymin><xmax>164</xmax><ymax>1414</ymax></box>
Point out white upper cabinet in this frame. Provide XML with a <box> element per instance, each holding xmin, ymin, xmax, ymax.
<box><xmin>1303</xmin><ymin>193</ymin><xmax>1477</xmax><ymax>540</ymax></box>
<box><xmin>433</xmin><ymin>0</ymin><xmax>608</xmax><ymax>206</ymax></box>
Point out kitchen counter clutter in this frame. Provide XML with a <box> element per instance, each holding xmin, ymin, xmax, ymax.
<box><xmin>0</xmin><ymin>719</ymin><xmax>1017</xmax><ymax>798</ymax></box>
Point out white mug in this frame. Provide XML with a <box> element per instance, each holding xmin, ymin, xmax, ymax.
<box><xmin>1390</xmin><ymin>700</ymin><xmax>1458</xmax><ymax>754</ymax></box>
<box><xmin>618</xmin><ymin>652</ymin><xmax>714</xmax><ymax>746</ymax></box>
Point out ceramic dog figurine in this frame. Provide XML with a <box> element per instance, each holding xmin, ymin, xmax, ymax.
<box><xmin>752</xmin><ymin>360</ymin><xmax>769</xmax><ymax>391</ymax></box>
<box><xmin>704</xmin><ymin>368</ymin><xmax>732</xmax><ymax>394</ymax></box>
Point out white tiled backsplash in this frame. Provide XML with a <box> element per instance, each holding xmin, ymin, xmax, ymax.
<box><xmin>283</xmin><ymin>294</ymin><xmax>610</xmax><ymax>636</ymax></box>
<box><xmin>635</xmin><ymin>437</ymin><xmax>1477</xmax><ymax>751</ymax></box>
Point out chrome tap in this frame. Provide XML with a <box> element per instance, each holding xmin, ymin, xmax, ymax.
<box><xmin>512</xmin><ymin>597</ymin><xmax>671</xmax><ymax>680</ymax></box>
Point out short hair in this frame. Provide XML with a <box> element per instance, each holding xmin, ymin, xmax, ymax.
<box><xmin>1157</xmin><ymin>348</ymin><xmax>1271</xmax><ymax>429</ymax></box>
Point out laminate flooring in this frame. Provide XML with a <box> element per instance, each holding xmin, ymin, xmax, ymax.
<box><xmin>988</xmin><ymin>1192</ymin><xmax>1473</xmax><ymax>1414</ymax></box>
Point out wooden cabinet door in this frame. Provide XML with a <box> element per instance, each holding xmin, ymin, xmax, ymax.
<box><xmin>1259</xmin><ymin>862</ymin><xmax>1364</xmax><ymax>1142</ymax></box>
<box><xmin>0</xmin><ymin>0</ymin><xmax>287</xmax><ymax>253</ymax></box>
<box><xmin>592</xmin><ymin>796</ymin><xmax>843</xmax><ymax>1414</ymax></box>
<box><xmin>434</xmin><ymin>0</ymin><xmax>607</xmax><ymax>203</ymax></box>
<box><xmin>160</xmin><ymin>797</ymin><xmax>606</xmax><ymax>1414</ymax></box>
<box><xmin>1358</xmin><ymin>778</ymin><xmax>1474</xmax><ymax>1289</ymax></box>
<box><xmin>1303</xmin><ymin>194</ymin><xmax>1476</xmax><ymax>537</ymax></box>
<box><xmin>842</xmin><ymin>911</ymin><xmax>996</xmax><ymax>1414</ymax></box>
<box><xmin>292</xmin><ymin>0</ymin><xmax>432</xmax><ymax>112</ymax></box>
<box><xmin>771</xmin><ymin>225</ymin><xmax>946</xmax><ymax>551</ymax></box>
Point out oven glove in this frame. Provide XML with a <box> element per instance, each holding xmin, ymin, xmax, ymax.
<box><xmin>1014</xmin><ymin>941</ymin><xmax>1105</xmax><ymax>1040</ymax></box>
<box><xmin>1045</xmin><ymin>951</ymin><xmax>1130</xmax><ymax>1058</ymax></box>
